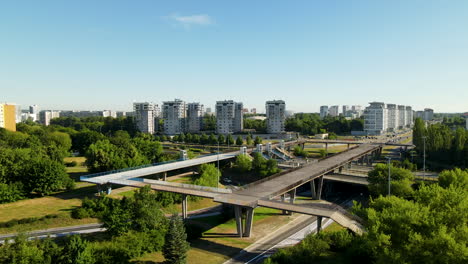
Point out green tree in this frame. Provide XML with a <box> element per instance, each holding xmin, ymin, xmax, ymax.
<box><xmin>439</xmin><ymin>168</ymin><xmax>468</xmax><ymax>189</ymax></box>
<box><xmin>226</xmin><ymin>134</ymin><xmax>235</xmax><ymax>146</ymax></box>
<box><xmin>163</xmin><ymin>215</ymin><xmax>190</xmax><ymax>264</ymax></box>
<box><xmin>193</xmin><ymin>163</ymin><xmax>219</xmax><ymax>187</ymax></box>
<box><xmin>234</xmin><ymin>154</ymin><xmax>252</xmax><ymax>172</ymax></box>
<box><xmin>246</xmin><ymin>134</ymin><xmax>253</xmax><ymax>146</ymax></box>
<box><xmin>217</xmin><ymin>134</ymin><xmax>225</xmax><ymax>145</ymax></box>
<box><xmin>24</xmin><ymin>157</ymin><xmax>73</xmax><ymax>195</ymax></box>
<box><xmin>209</xmin><ymin>133</ymin><xmax>218</xmax><ymax>145</ymax></box>
<box><xmin>367</xmin><ymin>164</ymin><xmax>414</xmax><ymax>198</ymax></box>
<box><xmin>254</xmin><ymin>136</ymin><xmax>262</xmax><ymax>145</ymax></box>
<box><xmin>59</xmin><ymin>235</ymin><xmax>94</xmax><ymax>264</ymax></box>
<box><xmin>236</xmin><ymin>136</ymin><xmax>243</xmax><ymax>146</ymax></box>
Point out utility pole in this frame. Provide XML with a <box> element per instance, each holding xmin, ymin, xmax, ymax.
<box><xmin>217</xmin><ymin>140</ymin><xmax>220</xmax><ymax>188</ymax></box>
<box><xmin>386</xmin><ymin>156</ymin><xmax>392</xmax><ymax>196</ymax></box>
<box><xmin>422</xmin><ymin>136</ymin><xmax>427</xmax><ymax>180</ymax></box>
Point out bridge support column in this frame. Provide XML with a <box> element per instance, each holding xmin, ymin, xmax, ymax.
<box><xmin>234</xmin><ymin>206</ymin><xmax>243</xmax><ymax>238</ymax></box>
<box><xmin>281</xmin><ymin>194</ymin><xmax>287</xmax><ymax>214</ymax></box>
<box><xmin>287</xmin><ymin>189</ymin><xmax>297</xmax><ymax>215</ymax></box>
<box><xmin>339</xmin><ymin>166</ymin><xmax>343</xmax><ymax>173</ymax></box>
<box><xmin>317</xmin><ymin>216</ymin><xmax>323</xmax><ymax>233</ymax></box>
<box><xmin>348</xmin><ymin>162</ymin><xmax>352</xmax><ymax>169</ymax></box>
<box><xmin>163</xmin><ymin>172</ymin><xmax>167</xmax><ymax>181</ymax></box>
<box><xmin>310</xmin><ymin>180</ymin><xmax>317</xmax><ymax>200</ymax></box>
<box><xmin>316</xmin><ymin>176</ymin><xmax>324</xmax><ymax>200</ymax></box>
<box><xmin>301</xmin><ymin>143</ymin><xmax>305</xmax><ymax>150</ymax></box>
<box><xmin>244</xmin><ymin>207</ymin><xmax>255</xmax><ymax>237</ymax></box>
<box><xmin>106</xmin><ymin>184</ymin><xmax>112</xmax><ymax>195</ymax></box>
<box><xmin>325</xmin><ymin>143</ymin><xmax>328</xmax><ymax>154</ymax></box>
<box><xmin>347</xmin><ymin>143</ymin><xmax>350</xmax><ymax>150</ymax></box>
<box><xmin>182</xmin><ymin>195</ymin><xmax>188</xmax><ymax>219</ymax></box>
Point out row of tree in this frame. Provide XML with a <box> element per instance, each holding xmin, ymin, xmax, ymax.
<box><xmin>234</xmin><ymin>153</ymin><xmax>280</xmax><ymax>178</ymax></box>
<box><xmin>169</xmin><ymin>133</ymin><xmax>263</xmax><ymax>146</ymax></box>
<box><xmin>413</xmin><ymin>117</ymin><xmax>468</xmax><ymax>168</ymax></box>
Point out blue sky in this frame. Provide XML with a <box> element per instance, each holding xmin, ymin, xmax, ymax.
<box><xmin>1</xmin><ymin>0</ymin><xmax>467</xmax><ymax>113</ymax></box>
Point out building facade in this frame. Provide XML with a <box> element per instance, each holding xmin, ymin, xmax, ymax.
<box><xmin>162</xmin><ymin>99</ymin><xmax>186</xmax><ymax>135</ymax></box>
<box><xmin>329</xmin><ymin>105</ymin><xmax>339</xmax><ymax>117</ymax></box>
<box><xmin>397</xmin><ymin>105</ymin><xmax>406</xmax><ymax>129</ymax></box>
<box><xmin>405</xmin><ymin>106</ymin><xmax>413</xmax><ymax>127</ymax></box>
<box><xmin>216</xmin><ymin>100</ymin><xmax>243</xmax><ymax>134</ymax></box>
<box><xmin>266</xmin><ymin>100</ymin><xmax>286</xmax><ymax>134</ymax></box>
<box><xmin>186</xmin><ymin>102</ymin><xmax>204</xmax><ymax>133</ymax></box>
<box><xmin>133</xmin><ymin>102</ymin><xmax>157</xmax><ymax>134</ymax></box>
<box><xmin>364</xmin><ymin>102</ymin><xmax>387</xmax><ymax>135</ymax></box>
<box><xmin>320</xmin><ymin>106</ymin><xmax>328</xmax><ymax>119</ymax></box>
<box><xmin>386</xmin><ymin>104</ymin><xmax>398</xmax><ymax>132</ymax></box>
<box><xmin>0</xmin><ymin>103</ymin><xmax>17</xmax><ymax>131</ymax></box>
<box><xmin>423</xmin><ymin>108</ymin><xmax>434</xmax><ymax>121</ymax></box>
<box><xmin>39</xmin><ymin>110</ymin><xmax>60</xmax><ymax>126</ymax></box>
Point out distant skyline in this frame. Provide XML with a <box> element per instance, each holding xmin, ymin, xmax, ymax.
<box><xmin>1</xmin><ymin>1</ymin><xmax>467</xmax><ymax>113</ymax></box>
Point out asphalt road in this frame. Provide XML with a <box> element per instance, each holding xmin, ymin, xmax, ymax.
<box><xmin>223</xmin><ymin>215</ymin><xmax>317</xmax><ymax>264</ymax></box>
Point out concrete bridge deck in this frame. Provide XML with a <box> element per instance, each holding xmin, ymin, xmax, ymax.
<box><xmin>82</xmin><ymin>139</ymin><xmax>305</xmax><ymax>185</ymax></box>
<box><xmin>306</xmin><ymin>139</ymin><xmax>413</xmax><ymax>147</ymax></box>
<box><xmin>215</xmin><ymin>143</ymin><xmax>380</xmax><ymax>206</ymax></box>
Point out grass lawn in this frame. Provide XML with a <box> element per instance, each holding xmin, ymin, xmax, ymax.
<box><xmin>0</xmin><ymin>184</ymin><xmax>100</xmax><ymax>234</ymax></box>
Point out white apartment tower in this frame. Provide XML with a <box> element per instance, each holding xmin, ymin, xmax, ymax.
<box><xmin>187</xmin><ymin>102</ymin><xmax>204</xmax><ymax>133</ymax></box>
<box><xmin>364</xmin><ymin>102</ymin><xmax>387</xmax><ymax>135</ymax></box>
<box><xmin>320</xmin><ymin>106</ymin><xmax>328</xmax><ymax>119</ymax></box>
<box><xmin>329</xmin><ymin>105</ymin><xmax>339</xmax><ymax>117</ymax></box>
<box><xmin>39</xmin><ymin>110</ymin><xmax>60</xmax><ymax>126</ymax></box>
<box><xmin>423</xmin><ymin>108</ymin><xmax>434</xmax><ymax>121</ymax></box>
<box><xmin>405</xmin><ymin>106</ymin><xmax>413</xmax><ymax>127</ymax></box>
<box><xmin>386</xmin><ymin>104</ymin><xmax>398</xmax><ymax>132</ymax></box>
<box><xmin>162</xmin><ymin>99</ymin><xmax>186</xmax><ymax>135</ymax></box>
<box><xmin>216</xmin><ymin>100</ymin><xmax>243</xmax><ymax>134</ymax></box>
<box><xmin>133</xmin><ymin>102</ymin><xmax>157</xmax><ymax>134</ymax></box>
<box><xmin>397</xmin><ymin>105</ymin><xmax>406</xmax><ymax>130</ymax></box>
<box><xmin>342</xmin><ymin>105</ymin><xmax>350</xmax><ymax>116</ymax></box>
<box><xmin>266</xmin><ymin>100</ymin><xmax>286</xmax><ymax>134</ymax></box>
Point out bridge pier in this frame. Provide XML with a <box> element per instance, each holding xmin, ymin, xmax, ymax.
<box><xmin>234</xmin><ymin>206</ymin><xmax>255</xmax><ymax>238</ymax></box>
<box><xmin>310</xmin><ymin>180</ymin><xmax>317</xmax><ymax>200</ymax></box>
<box><xmin>347</xmin><ymin>143</ymin><xmax>350</xmax><ymax>150</ymax></box>
<box><xmin>234</xmin><ymin>206</ymin><xmax>243</xmax><ymax>238</ymax></box>
<box><xmin>163</xmin><ymin>172</ymin><xmax>167</xmax><ymax>181</ymax></box>
<box><xmin>244</xmin><ymin>207</ymin><xmax>255</xmax><ymax>237</ymax></box>
<box><xmin>281</xmin><ymin>194</ymin><xmax>287</xmax><ymax>214</ymax></box>
<box><xmin>182</xmin><ymin>195</ymin><xmax>188</xmax><ymax>219</ymax></box>
<box><xmin>317</xmin><ymin>216</ymin><xmax>323</xmax><ymax>233</ymax></box>
<box><xmin>316</xmin><ymin>176</ymin><xmax>324</xmax><ymax>200</ymax></box>
<box><xmin>288</xmin><ymin>189</ymin><xmax>296</xmax><ymax>215</ymax></box>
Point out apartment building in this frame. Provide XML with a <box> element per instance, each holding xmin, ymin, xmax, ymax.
<box><xmin>133</xmin><ymin>102</ymin><xmax>157</xmax><ymax>134</ymax></box>
<box><xmin>320</xmin><ymin>106</ymin><xmax>328</xmax><ymax>119</ymax></box>
<box><xmin>186</xmin><ymin>102</ymin><xmax>204</xmax><ymax>133</ymax></box>
<box><xmin>39</xmin><ymin>110</ymin><xmax>60</xmax><ymax>126</ymax></box>
<box><xmin>216</xmin><ymin>100</ymin><xmax>243</xmax><ymax>134</ymax></box>
<box><xmin>162</xmin><ymin>99</ymin><xmax>186</xmax><ymax>135</ymax></box>
<box><xmin>0</xmin><ymin>103</ymin><xmax>17</xmax><ymax>131</ymax></box>
<box><xmin>364</xmin><ymin>102</ymin><xmax>387</xmax><ymax>135</ymax></box>
<box><xmin>266</xmin><ymin>100</ymin><xmax>286</xmax><ymax>134</ymax></box>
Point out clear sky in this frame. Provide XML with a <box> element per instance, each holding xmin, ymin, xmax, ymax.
<box><xmin>1</xmin><ymin>0</ymin><xmax>467</xmax><ymax>113</ymax></box>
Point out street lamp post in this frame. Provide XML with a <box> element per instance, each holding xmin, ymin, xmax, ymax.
<box><xmin>217</xmin><ymin>141</ymin><xmax>220</xmax><ymax>188</ymax></box>
<box><xmin>386</xmin><ymin>156</ymin><xmax>392</xmax><ymax>196</ymax></box>
<box><xmin>422</xmin><ymin>136</ymin><xmax>427</xmax><ymax>180</ymax></box>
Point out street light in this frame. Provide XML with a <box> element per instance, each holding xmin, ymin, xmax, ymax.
<box><xmin>422</xmin><ymin>136</ymin><xmax>427</xmax><ymax>180</ymax></box>
<box><xmin>386</xmin><ymin>156</ymin><xmax>392</xmax><ymax>196</ymax></box>
<box><xmin>217</xmin><ymin>140</ymin><xmax>220</xmax><ymax>188</ymax></box>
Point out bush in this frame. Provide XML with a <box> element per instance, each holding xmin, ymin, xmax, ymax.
<box><xmin>0</xmin><ymin>214</ymin><xmax>58</xmax><ymax>228</ymax></box>
<box><xmin>71</xmin><ymin>208</ymin><xmax>90</xmax><ymax>219</ymax></box>
<box><xmin>0</xmin><ymin>182</ymin><xmax>25</xmax><ymax>204</ymax></box>
<box><xmin>65</xmin><ymin>161</ymin><xmax>78</xmax><ymax>167</ymax></box>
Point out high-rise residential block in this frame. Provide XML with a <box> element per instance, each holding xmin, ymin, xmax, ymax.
<box><xmin>266</xmin><ymin>100</ymin><xmax>286</xmax><ymax>134</ymax></box>
<box><xmin>187</xmin><ymin>102</ymin><xmax>204</xmax><ymax>133</ymax></box>
<box><xmin>342</xmin><ymin>105</ymin><xmax>350</xmax><ymax>116</ymax></box>
<box><xmin>329</xmin><ymin>105</ymin><xmax>339</xmax><ymax>117</ymax></box>
<box><xmin>162</xmin><ymin>99</ymin><xmax>186</xmax><ymax>135</ymax></box>
<box><xmin>397</xmin><ymin>105</ymin><xmax>406</xmax><ymax>130</ymax></box>
<box><xmin>386</xmin><ymin>104</ymin><xmax>398</xmax><ymax>131</ymax></box>
<box><xmin>0</xmin><ymin>103</ymin><xmax>17</xmax><ymax>131</ymax></box>
<box><xmin>29</xmin><ymin>105</ymin><xmax>39</xmax><ymax>121</ymax></box>
<box><xmin>133</xmin><ymin>102</ymin><xmax>157</xmax><ymax>134</ymax></box>
<box><xmin>216</xmin><ymin>100</ymin><xmax>243</xmax><ymax>134</ymax></box>
<box><xmin>39</xmin><ymin>110</ymin><xmax>60</xmax><ymax>126</ymax></box>
<box><xmin>423</xmin><ymin>108</ymin><xmax>434</xmax><ymax>121</ymax></box>
<box><xmin>405</xmin><ymin>106</ymin><xmax>413</xmax><ymax>127</ymax></box>
<box><xmin>364</xmin><ymin>102</ymin><xmax>387</xmax><ymax>135</ymax></box>
<box><xmin>320</xmin><ymin>106</ymin><xmax>328</xmax><ymax>119</ymax></box>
